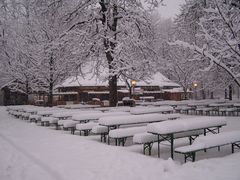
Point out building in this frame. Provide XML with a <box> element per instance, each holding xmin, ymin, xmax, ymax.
<box><xmin>0</xmin><ymin>79</ymin><xmax>28</xmax><ymax>106</ymax></box>
<box><xmin>54</xmin><ymin>72</ymin><xmax>183</xmax><ymax>105</ymax></box>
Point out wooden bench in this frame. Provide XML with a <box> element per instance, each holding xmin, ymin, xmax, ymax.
<box><xmin>147</xmin><ymin>117</ymin><xmax>227</xmax><ymax>159</ymax></box>
<box><xmin>218</xmin><ymin>108</ymin><xmax>238</xmax><ymax>116</ymax></box>
<box><xmin>75</xmin><ymin>122</ymin><xmax>99</xmax><ymax>136</ymax></box>
<box><xmin>29</xmin><ymin>115</ymin><xmax>41</xmax><ymax>123</ymax></box>
<box><xmin>175</xmin><ymin>131</ymin><xmax>240</xmax><ymax>162</ymax></box>
<box><xmin>133</xmin><ymin>130</ymin><xmax>204</xmax><ymax>155</ymax></box>
<box><xmin>91</xmin><ymin>125</ymin><xmax>109</xmax><ymax>142</ymax></box>
<box><xmin>99</xmin><ymin>113</ymin><xmax>181</xmax><ymax>144</ymax></box>
<box><xmin>130</xmin><ymin>106</ymin><xmax>174</xmax><ymax>115</ymax></box>
<box><xmin>108</xmin><ymin>126</ymin><xmax>147</xmax><ymax>146</ymax></box>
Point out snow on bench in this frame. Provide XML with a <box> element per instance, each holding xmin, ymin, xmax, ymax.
<box><xmin>60</xmin><ymin>111</ymin><xmax>130</xmax><ymax>132</ymax></box>
<box><xmin>21</xmin><ymin>112</ymin><xmax>31</xmax><ymax>120</ymax></box>
<box><xmin>64</xmin><ymin>104</ymin><xmax>100</xmax><ymax>109</ymax></box>
<box><xmin>29</xmin><ymin>115</ymin><xmax>41</xmax><ymax>123</ymax></box>
<box><xmin>133</xmin><ymin>130</ymin><xmax>204</xmax><ymax>155</ymax></box>
<box><xmin>71</xmin><ymin>111</ymin><xmax>130</xmax><ymax>122</ymax></box>
<box><xmin>108</xmin><ymin>126</ymin><xmax>147</xmax><ymax>146</ymax></box>
<box><xmin>175</xmin><ymin>130</ymin><xmax>240</xmax><ymax>162</ymax></box>
<box><xmin>75</xmin><ymin>122</ymin><xmax>99</xmax><ymax>136</ymax></box>
<box><xmin>195</xmin><ymin>107</ymin><xmax>215</xmax><ymax>115</ymax></box>
<box><xmin>218</xmin><ymin>107</ymin><xmax>238</xmax><ymax>116</ymax></box>
<box><xmin>147</xmin><ymin>117</ymin><xmax>226</xmax><ymax>135</ymax></box>
<box><xmin>99</xmin><ymin>113</ymin><xmax>180</xmax><ymax>145</ymax></box>
<box><xmin>41</xmin><ymin>117</ymin><xmax>58</xmax><ymax>126</ymax></box>
<box><xmin>99</xmin><ymin>113</ymin><xmax>180</xmax><ymax>128</ymax></box>
<box><xmin>147</xmin><ymin>117</ymin><xmax>227</xmax><ymax>159</ymax></box>
<box><xmin>92</xmin><ymin>125</ymin><xmax>109</xmax><ymax>142</ymax></box>
<box><xmin>130</xmin><ymin>106</ymin><xmax>174</xmax><ymax>115</ymax></box>
<box><xmin>52</xmin><ymin>110</ymin><xmax>101</xmax><ymax>120</ymax></box>
<box><xmin>37</xmin><ymin>109</ymin><xmax>63</xmax><ymax>116</ymax></box>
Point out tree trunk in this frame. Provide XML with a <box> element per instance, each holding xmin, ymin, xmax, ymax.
<box><xmin>109</xmin><ymin>74</ymin><xmax>118</xmax><ymax>106</ymax></box>
<box><xmin>100</xmin><ymin>1</ymin><xmax>119</xmax><ymax>107</ymax></box>
<box><xmin>48</xmin><ymin>55</ymin><xmax>54</xmax><ymax>107</ymax></box>
<box><xmin>225</xmin><ymin>89</ymin><xmax>228</xmax><ymax>99</ymax></box>
<box><xmin>25</xmin><ymin>80</ymin><xmax>29</xmax><ymax>104</ymax></box>
<box><xmin>48</xmin><ymin>82</ymin><xmax>53</xmax><ymax>107</ymax></box>
<box><xmin>229</xmin><ymin>85</ymin><xmax>232</xmax><ymax>100</ymax></box>
<box><xmin>183</xmin><ymin>87</ymin><xmax>188</xmax><ymax>100</ymax></box>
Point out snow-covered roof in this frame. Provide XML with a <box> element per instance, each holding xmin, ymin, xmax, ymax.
<box><xmin>58</xmin><ymin>72</ymin><xmax>180</xmax><ymax>88</ymax></box>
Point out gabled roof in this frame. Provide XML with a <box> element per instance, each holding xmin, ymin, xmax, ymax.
<box><xmin>59</xmin><ymin>72</ymin><xmax>180</xmax><ymax>88</ymax></box>
<box><xmin>0</xmin><ymin>73</ymin><xmax>13</xmax><ymax>89</ymax></box>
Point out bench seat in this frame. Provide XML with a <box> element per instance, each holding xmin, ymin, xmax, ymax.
<box><xmin>22</xmin><ymin>112</ymin><xmax>31</xmax><ymax>120</ymax></box>
<box><xmin>41</xmin><ymin>117</ymin><xmax>58</xmax><ymax>126</ymax></box>
<box><xmin>109</xmin><ymin>126</ymin><xmax>147</xmax><ymax>146</ymax></box>
<box><xmin>175</xmin><ymin>131</ymin><xmax>240</xmax><ymax>162</ymax></box>
<box><xmin>75</xmin><ymin>122</ymin><xmax>99</xmax><ymax>136</ymax></box>
<box><xmin>91</xmin><ymin>125</ymin><xmax>109</xmax><ymax>142</ymax></box>
<box><xmin>29</xmin><ymin>115</ymin><xmax>41</xmax><ymax>123</ymax></box>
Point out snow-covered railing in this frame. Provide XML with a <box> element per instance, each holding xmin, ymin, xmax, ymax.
<box><xmin>175</xmin><ymin>131</ymin><xmax>240</xmax><ymax>162</ymax></box>
<box><xmin>147</xmin><ymin>117</ymin><xmax>227</xmax><ymax>159</ymax></box>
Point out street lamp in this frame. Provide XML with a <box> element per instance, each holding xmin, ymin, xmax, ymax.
<box><xmin>193</xmin><ymin>82</ymin><xmax>198</xmax><ymax>100</ymax></box>
<box><xmin>130</xmin><ymin>80</ymin><xmax>137</xmax><ymax>96</ymax></box>
<box><xmin>131</xmin><ymin>79</ymin><xmax>137</xmax><ymax>87</ymax></box>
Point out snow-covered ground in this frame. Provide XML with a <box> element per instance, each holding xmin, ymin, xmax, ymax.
<box><xmin>0</xmin><ymin>106</ymin><xmax>240</xmax><ymax>180</ymax></box>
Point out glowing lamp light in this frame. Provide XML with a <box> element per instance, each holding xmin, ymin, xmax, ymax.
<box><xmin>193</xmin><ymin>83</ymin><xmax>198</xmax><ymax>87</ymax></box>
<box><xmin>131</xmin><ymin>80</ymin><xmax>137</xmax><ymax>86</ymax></box>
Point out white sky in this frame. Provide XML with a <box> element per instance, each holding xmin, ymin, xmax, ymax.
<box><xmin>158</xmin><ymin>0</ymin><xmax>185</xmax><ymax>19</ymax></box>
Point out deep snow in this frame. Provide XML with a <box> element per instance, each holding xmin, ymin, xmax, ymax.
<box><xmin>1</xmin><ymin>107</ymin><xmax>240</xmax><ymax>180</ymax></box>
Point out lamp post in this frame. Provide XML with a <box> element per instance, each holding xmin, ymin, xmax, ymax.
<box><xmin>193</xmin><ymin>82</ymin><xmax>198</xmax><ymax>100</ymax></box>
<box><xmin>130</xmin><ymin>79</ymin><xmax>137</xmax><ymax>98</ymax></box>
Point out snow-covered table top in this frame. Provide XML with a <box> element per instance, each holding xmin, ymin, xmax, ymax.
<box><xmin>72</xmin><ymin>112</ymin><xmax>130</xmax><ymax>122</ymax></box>
<box><xmin>130</xmin><ymin>106</ymin><xmax>173</xmax><ymax>115</ymax></box>
<box><xmin>51</xmin><ymin>110</ymin><xmax>101</xmax><ymax>118</ymax></box>
<box><xmin>99</xmin><ymin>113</ymin><xmax>180</xmax><ymax>127</ymax></box>
<box><xmin>147</xmin><ymin>117</ymin><xmax>227</xmax><ymax>135</ymax></box>
<box><xmin>37</xmin><ymin>109</ymin><xmax>63</xmax><ymax>116</ymax></box>
<box><xmin>64</xmin><ymin>104</ymin><xmax>101</xmax><ymax>109</ymax></box>
<box><xmin>233</xmin><ymin>103</ymin><xmax>240</xmax><ymax>107</ymax></box>
<box><xmin>208</xmin><ymin>103</ymin><xmax>234</xmax><ymax>107</ymax></box>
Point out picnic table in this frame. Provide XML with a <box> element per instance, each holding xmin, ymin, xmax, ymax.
<box><xmin>147</xmin><ymin>117</ymin><xmax>227</xmax><ymax>159</ymax></box>
<box><xmin>99</xmin><ymin>113</ymin><xmax>181</xmax><ymax>144</ymax></box>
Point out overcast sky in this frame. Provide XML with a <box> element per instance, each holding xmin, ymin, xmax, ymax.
<box><xmin>158</xmin><ymin>0</ymin><xmax>185</xmax><ymax>19</ymax></box>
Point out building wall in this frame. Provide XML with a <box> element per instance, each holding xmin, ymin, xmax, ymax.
<box><xmin>1</xmin><ymin>87</ymin><xmax>27</xmax><ymax>106</ymax></box>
